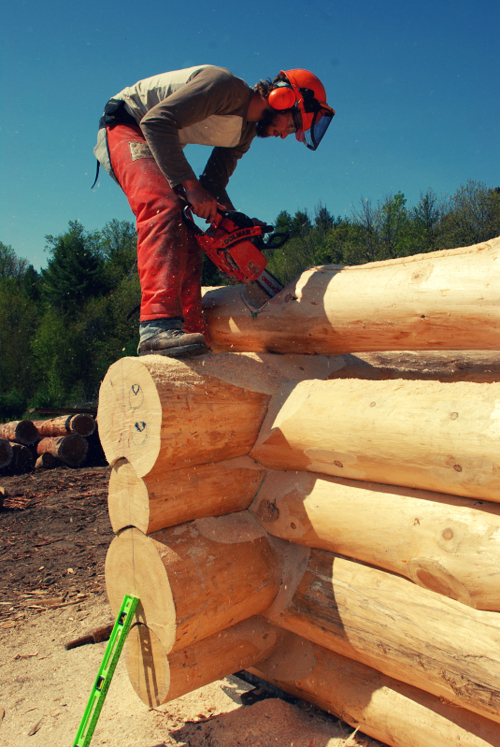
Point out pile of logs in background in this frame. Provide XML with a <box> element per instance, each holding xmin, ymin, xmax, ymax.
<box><xmin>0</xmin><ymin>413</ymin><xmax>104</xmax><ymax>474</ymax></box>
<box><xmin>98</xmin><ymin>237</ymin><xmax>500</xmax><ymax>747</ymax></box>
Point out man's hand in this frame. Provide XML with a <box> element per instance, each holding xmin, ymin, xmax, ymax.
<box><xmin>182</xmin><ymin>178</ymin><xmax>220</xmax><ymax>223</ymax></box>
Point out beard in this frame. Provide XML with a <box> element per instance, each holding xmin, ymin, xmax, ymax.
<box><xmin>255</xmin><ymin>108</ymin><xmax>282</xmax><ymax>138</ymax></box>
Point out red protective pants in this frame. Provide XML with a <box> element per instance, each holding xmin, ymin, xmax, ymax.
<box><xmin>106</xmin><ymin>124</ymin><xmax>207</xmax><ymax>337</ymax></box>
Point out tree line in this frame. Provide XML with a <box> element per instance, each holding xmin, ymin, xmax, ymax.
<box><xmin>1</xmin><ymin>180</ymin><xmax>498</xmax><ymax>420</ymax></box>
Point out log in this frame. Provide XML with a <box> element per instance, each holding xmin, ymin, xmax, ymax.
<box><xmin>333</xmin><ymin>351</ymin><xmax>500</xmax><ymax>384</ymax></box>
<box><xmin>32</xmin><ymin>414</ymin><xmax>96</xmax><ymax>438</ymax></box>
<box><xmin>250</xmin><ymin>469</ymin><xmax>500</xmax><ymax>610</ymax></box>
<box><xmin>34</xmin><ymin>452</ymin><xmax>61</xmax><ymax>470</ymax></box>
<box><xmin>0</xmin><ymin>420</ymin><xmax>39</xmax><ymax>446</ymax></box>
<box><xmin>108</xmin><ymin>456</ymin><xmax>266</xmax><ymax>534</ymax></box>
<box><xmin>0</xmin><ymin>439</ymin><xmax>13</xmax><ymax>470</ymax></box>
<box><xmin>9</xmin><ymin>443</ymin><xmax>35</xmax><ymax>473</ymax></box>
<box><xmin>250</xmin><ymin>377</ymin><xmax>500</xmax><ymax>502</ymax></box>
<box><xmin>124</xmin><ymin>616</ymin><xmax>281</xmax><ymax>707</ymax></box>
<box><xmin>36</xmin><ymin>435</ymin><xmax>88</xmax><ymax>467</ymax></box>
<box><xmin>97</xmin><ymin>352</ymin><xmax>338</xmax><ymax>478</ymax></box>
<box><xmin>251</xmin><ymin>630</ymin><xmax>500</xmax><ymax>747</ymax></box>
<box><xmin>266</xmin><ymin>549</ymin><xmax>500</xmax><ymax>724</ymax></box>
<box><xmin>201</xmin><ymin>236</ymin><xmax>500</xmax><ymax>354</ymax></box>
<box><xmin>105</xmin><ymin>514</ymin><xmax>285</xmax><ymax>655</ymax></box>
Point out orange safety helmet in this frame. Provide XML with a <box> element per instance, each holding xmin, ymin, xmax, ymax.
<box><xmin>268</xmin><ymin>68</ymin><xmax>335</xmax><ymax>150</ymax></box>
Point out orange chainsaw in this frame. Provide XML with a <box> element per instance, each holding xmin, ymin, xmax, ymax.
<box><xmin>183</xmin><ymin>206</ymin><xmax>288</xmax><ymax>298</ymax></box>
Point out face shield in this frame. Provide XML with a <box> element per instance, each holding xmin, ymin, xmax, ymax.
<box><xmin>293</xmin><ymin>100</ymin><xmax>335</xmax><ymax>151</ymax></box>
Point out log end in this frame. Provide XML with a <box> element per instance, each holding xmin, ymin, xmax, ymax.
<box><xmin>108</xmin><ymin>459</ymin><xmax>150</xmax><ymax>534</ymax></box>
<box><xmin>97</xmin><ymin>358</ymin><xmax>162</xmax><ymax>476</ymax></box>
<box><xmin>105</xmin><ymin>528</ymin><xmax>176</xmax><ymax>653</ymax></box>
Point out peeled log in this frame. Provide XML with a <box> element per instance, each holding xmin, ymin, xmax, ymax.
<box><xmin>334</xmin><ymin>351</ymin><xmax>500</xmax><ymax>384</ymax></box>
<box><xmin>251</xmin><ymin>631</ymin><xmax>500</xmax><ymax>747</ymax></box>
<box><xmin>105</xmin><ymin>514</ymin><xmax>283</xmax><ymax>655</ymax></box>
<box><xmin>250</xmin><ymin>470</ymin><xmax>500</xmax><ymax>610</ymax></box>
<box><xmin>97</xmin><ymin>352</ymin><xmax>338</xmax><ymax>478</ymax></box>
<box><xmin>266</xmin><ymin>549</ymin><xmax>500</xmax><ymax>724</ymax></box>
<box><xmin>125</xmin><ymin>616</ymin><xmax>281</xmax><ymax>707</ymax></box>
<box><xmin>36</xmin><ymin>435</ymin><xmax>88</xmax><ymax>467</ymax></box>
<box><xmin>0</xmin><ymin>439</ymin><xmax>13</xmax><ymax>470</ymax></box>
<box><xmin>108</xmin><ymin>456</ymin><xmax>265</xmax><ymax>534</ymax></box>
<box><xmin>202</xmin><ymin>236</ymin><xmax>500</xmax><ymax>355</ymax></box>
<box><xmin>0</xmin><ymin>420</ymin><xmax>39</xmax><ymax>446</ymax></box>
<box><xmin>251</xmin><ymin>377</ymin><xmax>500</xmax><ymax>502</ymax></box>
<box><xmin>33</xmin><ymin>414</ymin><xmax>96</xmax><ymax>438</ymax></box>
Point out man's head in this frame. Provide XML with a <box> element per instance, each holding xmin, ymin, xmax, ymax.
<box><xmin>254</xmin><ymin>69</ymin><xmax>335</xmax><ymax>150</ymax></box>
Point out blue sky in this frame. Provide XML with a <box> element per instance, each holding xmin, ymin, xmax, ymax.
<box><xmin>1</xmin><ymin>0</ymin><xmax>498</xmax><ymax>270</ymax></box>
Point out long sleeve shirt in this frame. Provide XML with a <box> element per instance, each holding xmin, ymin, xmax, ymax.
<box><xmin>111</xmin><ymin>64</ymin><xmax>257</xmax><ymax>204</ymax></box>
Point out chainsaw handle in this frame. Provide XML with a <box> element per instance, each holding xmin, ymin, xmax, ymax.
<box><xmin>262</xmin><ymin>231</ymin><xmax>290</xmax><ymax>250</ymax></box>
<box><xmin>183</xmin><ymin>204</ymin><xmax>226</xmax><ymax>233</ymax></box>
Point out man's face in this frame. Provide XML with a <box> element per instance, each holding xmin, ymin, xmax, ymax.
<box><xmin>256</xmin><ymin>109</ymin><xmax>296</xmax><ymax>140</ymax></box>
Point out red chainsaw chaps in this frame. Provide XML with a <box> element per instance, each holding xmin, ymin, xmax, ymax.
<box><xmin>105</xmin><ymin>124</ymin><xmax>208</xmax><ymax>340</ymax></box>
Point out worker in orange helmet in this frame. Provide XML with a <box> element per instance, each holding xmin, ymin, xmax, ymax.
<box><xmin>93</xmin><ymin>66</ymin><xmax>335</xmax><ymax>358</ymax></box>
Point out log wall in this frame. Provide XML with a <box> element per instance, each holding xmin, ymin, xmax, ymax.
<box><xmin>99</xmin><ymin>237</ymin><xmax>500</xmax><ymax>747</ymax></box>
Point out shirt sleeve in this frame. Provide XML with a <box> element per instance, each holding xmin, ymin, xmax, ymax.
<box><xmin>139</xmin><ymin>66</ymin><xmax>253</xmax><ymax>187</ymax></box>
<box><xmin>199</xmin><ymin>124</ymin><xmax>255</xmax><ymax>207</ymax></box>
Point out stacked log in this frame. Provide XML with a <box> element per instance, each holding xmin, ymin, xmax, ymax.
<box><xmin>32</xmin><ymin>413</ymin><xmax>96</xmax><ymax>438</ymax></box>
<box><xmin>0</xmin><ymin>420</ymin><xmax>39</xmax><ymax>446</ymax></box>
<box><xmin>0</xmin><ymin>440</ymin><xmax>13</xmax><ymax>470</ymax></box>
<box><xmin>0</xmin><ymin>413</ymin><xmax>102</xmax><ymax>473</ymax></box>
<box><xmin>36</xmin><ymin>435</ymin><xmax>88</xmax><ymax>468</ymax></box>
<box><xmin>99</xmin><ymin>237</ymin><xmax>500</xmax><ymax>747</ymax></box>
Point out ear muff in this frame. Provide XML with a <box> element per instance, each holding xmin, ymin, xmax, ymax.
<box><xmin>268</xmin><ymin>84</ymin><xmax>297</xmax><ymax>111</ymax></box>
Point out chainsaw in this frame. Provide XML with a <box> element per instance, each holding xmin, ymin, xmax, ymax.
<box><xmin>183</xmin><ymin>206</ymin><xmax>288</xmax><ymax>298</ymax></box>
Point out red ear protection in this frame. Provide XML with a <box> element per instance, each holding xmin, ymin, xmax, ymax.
<box><xmin>268</xmin><ymin>84</ymin><xmax>297</xmax><ymax>110</ymax></box>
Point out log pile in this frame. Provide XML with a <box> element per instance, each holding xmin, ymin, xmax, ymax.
<box><xmin>98</xmin><ymin>237</ymin><xmax>500</xmax><ymax>747</ymax></box>
<box><xmin>0</xmin><ymin>413</ymin><xmax>103</xmax><ymax>474</ymax></box>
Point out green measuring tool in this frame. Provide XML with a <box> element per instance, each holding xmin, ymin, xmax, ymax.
<box><xmin>72</xmin><ymin>594</ymin><xmax>139</xmax><ymax>747</ymax></box>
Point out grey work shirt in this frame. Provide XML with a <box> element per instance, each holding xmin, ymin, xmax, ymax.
<box><xmin>96</xmin><ymin>64</ymin><xmax>256</xmax><ymax>205</ymax></box>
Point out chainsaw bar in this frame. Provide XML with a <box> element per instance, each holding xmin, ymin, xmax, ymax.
<box><xmin>256</xmin><ymin>269</ymin><xmax>284</xmax><ymax>297</ymax></box>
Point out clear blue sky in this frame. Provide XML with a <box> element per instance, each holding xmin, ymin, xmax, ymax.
<box><xmin>1</xmin><ymin>0</ymin><xmax>498</xmax><ymax>270</ymax></box>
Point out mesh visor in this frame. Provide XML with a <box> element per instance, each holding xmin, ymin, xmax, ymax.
<box><xmin>297</xmin><ymin>108</ymin><xmax>334</xmax><ymax>151</ymax></box>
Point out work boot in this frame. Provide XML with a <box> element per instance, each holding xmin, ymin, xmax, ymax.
<box><xmin>137</xmin><ymin>318</ymin><xmax>209</xmax><ymax>358</ymax></box>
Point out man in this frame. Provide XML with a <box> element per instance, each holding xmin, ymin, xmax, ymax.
<box><xmin>94</xmin><ymin>65</ymin><xmax>334</xmax><ymax>357</ymax></box>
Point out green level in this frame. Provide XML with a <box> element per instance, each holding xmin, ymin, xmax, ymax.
<box><xmin>72</xmin><ymin>594</ymin><xmax>139</xmax><ymax>747</ymax></box>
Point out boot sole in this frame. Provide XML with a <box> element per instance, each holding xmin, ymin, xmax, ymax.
<box><xmin>138</xmin><ymin>343</ymin><xmax>209</xmax><ymax>358</ymax></box>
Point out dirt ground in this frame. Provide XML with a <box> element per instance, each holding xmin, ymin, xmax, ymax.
<box><xmin>0</xmin><ymin>465</ymin><xmax>385</xmax><ymax>747</ymax></box>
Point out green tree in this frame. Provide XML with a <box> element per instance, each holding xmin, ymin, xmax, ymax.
<box><xmin>0</xmin><ymin>276</ymin><xmax>39</xmax><ymax>413</ymax></box>
<box><xmin>439</xmin><ymin>180</ymin><xmax>500</xmax><ymax>248</ymax></box>
<box><xmin>314</xmin><ymin>203</ymin><xmax>335</xmax><ymax>233</ymax></box>
<box><xmin>98</xmin><ymin>219</ymin><xmax>138</xmax><ymax>285</ymax></box>
<box><xmin>42</xmin><ymin>221</ymin><xmax>107</xmax><ymax>312</ymax></box>
<box><xmin>378</xmin><ymin>192</ymin><xmax>411</xmax><ymax>258</ymax></box>
<box><xmin>273</xmin><ymin>210</ymin><xmax>293</xmax><ymax>235</ymax></box>
<box><xmin>291</xmin><ymin>209</ymin><xmax>312</xmax><ymax>238</ymax></box>
<box><xmin>0</xmin><ymin>241</ymin><xmax>27</xmax><ymax>281</ymax></box>
<box><xmin>412</xmin><ymin>189</ymin><xmax>441</xmax><ymax>252</ymax></box>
